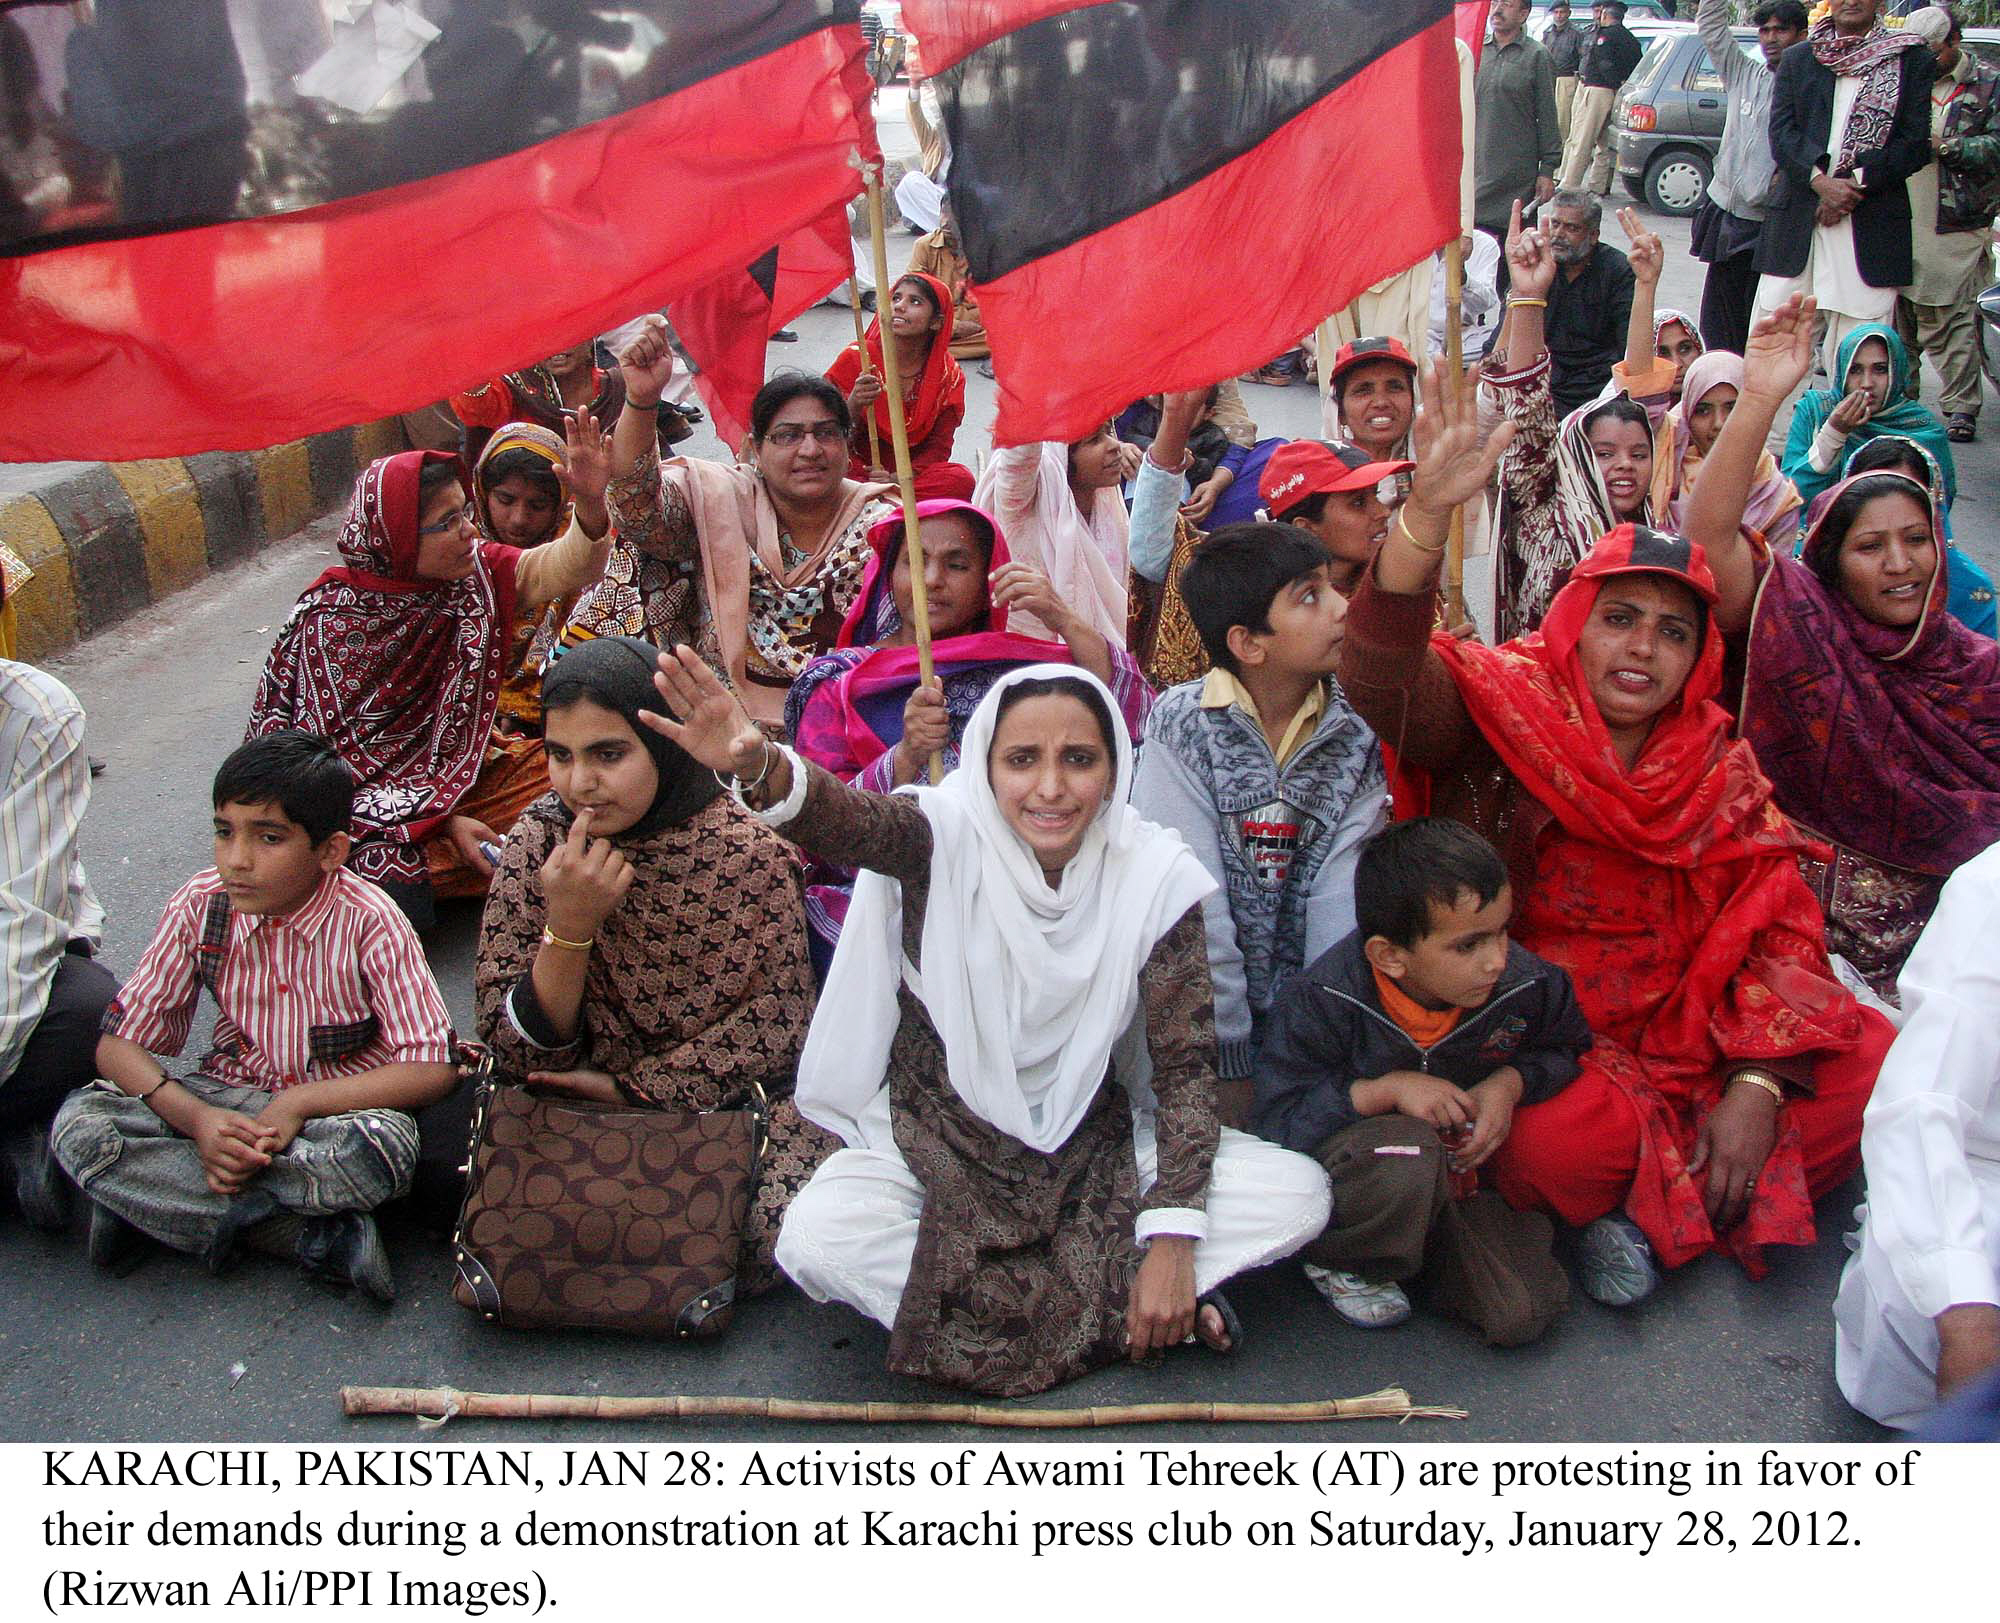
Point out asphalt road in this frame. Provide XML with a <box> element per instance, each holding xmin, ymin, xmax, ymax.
<box><xmin>4</xmin><ymin>205</ymin><xmax>1986</xmax><ymax>1446</ymax></box>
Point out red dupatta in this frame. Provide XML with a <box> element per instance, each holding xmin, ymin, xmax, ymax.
<box><xmin>246</xmin><ymin>450</ymin><xmax>522</xmax><ymax>888</ymax></box>
<box><xmin>1432</xmin><ymin>526</ymin><xmax>1874</xmax><ymax>1272</ymax></box>
<box><xmin>825</xmin><ymin>271</ymin><xmax>965</xmax><ymax>455</ymax></box>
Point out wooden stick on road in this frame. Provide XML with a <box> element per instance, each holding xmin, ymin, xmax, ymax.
<box><xmin>846</xmin><ymin>273</ymin><xmax>884</xmax><ymax>472</ymax></box>
<box><xmin>341</xmin><ymin>1384</ymin><xmax>1469</xmax><ymax>1429</ymax></box>
<box><xmin>865</xmin><ymin>166</ymin><xmax>942</xmax><ymax>785</ymax></box>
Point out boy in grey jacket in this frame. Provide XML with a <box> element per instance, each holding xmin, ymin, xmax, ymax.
<box><xmin>1132</xmin><ymin>525</ymin><xmax>1388</xmax><ymax>1119</ymax></box>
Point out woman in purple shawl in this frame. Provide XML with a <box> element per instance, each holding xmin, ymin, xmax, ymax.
<box><xmin>1686</xmin><ymin>297</ymin><xmax>2000</xmax><ymax>998</ymax></box>
<box><xmin>786</xmin><ymin>497</ymin><xmax>1152</xmax><ymax>960</ymax></box>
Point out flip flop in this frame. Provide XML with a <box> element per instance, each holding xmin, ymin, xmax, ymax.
<box><xmin>1194</xmin><ymin>1289</ymin><xmax>1244</xmax><ymax>1355</ymax></box>
<box><xmin>1948</xmin><ymin>413</ymin><xmax>1977</xmax><ymax>443</ymax></box>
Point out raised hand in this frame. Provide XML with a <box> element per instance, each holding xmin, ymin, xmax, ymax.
<box><xmin>1739</xmin><ymin>293</ymin><xmax>1818</xmax><ymax>406</ymax></box>
<box><xmin>1407</xmin><ymin>359</ymin><xmax>1516</xmax><ymax>519</ymax></box>
<box><xmin>539</xmin><ymin>806</ymin><xmax>635</xmax><ymax>943</ymax></box>
<box><xmin>1616</xmin><ymin>205</ymin><xmax>1663</xmax><ymax>287</ymax></box>
<box><xmin>559</xmin><ymin>407</ymin><xmax>614</xmax><ymax>509</ymax></box>
<box><xmin>1505</xmin><ymin>198</ymin><xmax>1557</xmax><ymax>299</ymax></box>
<box><xmin>617</xmin><ymin>314</ymin><xmax>676</xmax><ymax>407</ymax></box>
<box><xmin>641</xmin><ymin>646</ymin><xmax>766</xmax><ymax>778</ymax></box>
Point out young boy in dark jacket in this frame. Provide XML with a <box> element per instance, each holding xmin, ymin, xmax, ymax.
<box><xmin>1254</xmin><ymin>817</ymin><xmax>1591</xmax><ymax>1335</ymax></box>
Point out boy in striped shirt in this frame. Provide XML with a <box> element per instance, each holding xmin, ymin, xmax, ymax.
<box><xmin>52</xmin><ymin>732</ymin><xmax>456</xmax><ymax>1300</ymax></box>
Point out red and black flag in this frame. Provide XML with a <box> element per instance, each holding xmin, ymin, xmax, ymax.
<box><xmin>0</xmin><ymin>1</ymin><xmax>875</xmax><ymax>461</ymax></box>
<box><xmin>669</xmin><ymin>204</ymin><xmax>857</xmax><ymax>452</ymax></box>
<box><xmin>899</xmin><ymin>0</ymin><xmax>1467</xmax><ymax>446</ymax></box>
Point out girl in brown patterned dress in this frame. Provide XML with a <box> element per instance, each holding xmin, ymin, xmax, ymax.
<box><xmin>644</xmin><ymin>652</ymin><xmax>1330</xmax><ymax>1397</ymax></box>
<box><xmin>472</xmin><ymin>636</ymin><xmax>834</xmax><ymax>1294</ymax></box>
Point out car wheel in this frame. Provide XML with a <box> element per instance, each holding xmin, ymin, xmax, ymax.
<box><xmin>1642</xmin><ymin>148</ymin><xmax>1712</xmax><ymax>217</ymax></box>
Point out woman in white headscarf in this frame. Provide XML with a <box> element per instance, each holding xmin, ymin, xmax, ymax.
<box><xmin>644</xmin><ymin>650</ymin><xmax>1329</xmax><ymax>1396</ymax></box>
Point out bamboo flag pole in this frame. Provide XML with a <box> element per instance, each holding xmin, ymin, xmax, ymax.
<box><xmin>1441</xmin><ymin>234</ymin><xmax>1469</xmax><ymax>626</ymax></box>
<box><xmin>865</xmin><ymin>165</ymin><xmax>942</xmax><ymax>785</ymax></box>
<box><xmin>1316</xmin><ymin>317</ymin><xmax>1334</xmax><ymax>431</ymax></box>
<box><xmin>342</xmin><ymin>1384</ymin><xmax>1467</xmax><ymax>1430</ymax></box>
<box><xmin>846</xmin><ymin>273</ymin><xmax>884</xmax><ymax>472</ymax></box>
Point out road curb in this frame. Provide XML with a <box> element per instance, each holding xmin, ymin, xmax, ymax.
<box><xmin>0</xmin><ymin>417</ymin><xmax>409</xmax><ymax>661</ymax></box>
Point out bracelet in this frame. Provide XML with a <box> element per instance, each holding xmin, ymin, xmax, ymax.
<box><xmin>627</xmin><ymin>396</ymin><xmax>662</xmax><ymax>411</ymax></box>
<box><xmin>1394</xmin><ymin>508</ymin><xmax>1448</xmax><ymax>556</ymax></box>
<box><xmin>1729</xmin><ymin>1069</ymin><xmax>1786</xmax><ymax>1105</ymax></box>
<box><xmin>1145</xmin><ymin>445</ymin><xmax>1194</xmax><ymax>476</ymax></box>
<box><xmin>541</xmin><ymin>926</ymin><xmax>595</xmax><ymax>952</ymax></box>
<box><xmin>133</xmin><ymin>1073</ymin><xmax>170</xmax><ymax>1104</ymax></box>
<box><xmin>1506</xmin><ymin>296</ymin><xmax>1547</xmax><ymax>310</ymax></box>
<box><xmin>715</xmin><ymin>740</ymin><xmax>777</xmax><ymax>796</ymax></box>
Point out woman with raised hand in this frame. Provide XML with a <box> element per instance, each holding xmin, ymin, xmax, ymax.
<box><xmin>641</xmin><ymin>648</ymin><xmax>1329</xmax><ymax>1395</ymax></box>
<box><xmin>472</xmin><ymin>636</ymin><xmax>831</xmax><ymax>1293</ymax></box>
<box><xmin>247</xmin><ymin>415</ymin><xmax>614</xmax><ymax>927</ymax></box>
<box><xmin>1683</xmin><ymin>294</ymin><xmax>2000</xmax><ymax>1000</ymax></box>
<box><xmin>1339</xmin><ymin>352</ymin><xmax>1893</xmax><ymax>1308</ymax></box>
<box><xmin>1483</xmin><ymin>202</ymin><xmax>1673</xmax><ymax>635</ymax></box>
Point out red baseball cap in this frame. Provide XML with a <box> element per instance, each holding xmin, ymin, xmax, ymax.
<box><xmin>1328</xmin><ymin>335</ymin><xmax>1418</xmax><ymax>389</ymax></box>
<box><xmin>1259</xmin><ymin>440</ymin><xmax>1414</xmax><ymax>518</ymax></box>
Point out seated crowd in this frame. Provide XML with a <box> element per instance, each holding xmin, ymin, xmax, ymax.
<box><xmin>3</xmin><ymin>209</ymin><xmax>1997</xmax><ymax>1431</ymax></box>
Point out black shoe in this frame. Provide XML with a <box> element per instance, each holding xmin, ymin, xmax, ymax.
<box><xmin>86</xmin><ymin>1201</ymin><xmax>148</xmax><ymax>1275</ymax></box>
<box><xmin>300</xmin><ymin>1212</ymin><xmax>395</xmax><ymax>1303</ymax></box>
<box><xmin>88</xmin><ymin>756</ymin><xmax>107</xmax><ymax>777</ymax></box>
<box><xmin>859</xmin><ymin>290</ymin><xmax>877</xmax><ymax>313</ymax></box>
<box><xmin>205</xmin><ymin>1187</ymin><xmax>280</xmax><ymax>1275</ymax></box>
<box><xmin>2</xmin><ymin>1126</ymin><xmax>71</xmax><ymax>1231</ymax></box>
<box><xmin>770</xmin><ymin>328</ymin><xmax>800</xmax><ymax>343</ymax></box>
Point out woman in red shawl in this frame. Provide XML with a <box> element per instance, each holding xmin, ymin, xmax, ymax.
<box><xmin>1338</xmin><ymin>360</ymin><xmax>1893</xmax><ymax>1308</ymax></box>
<box><xmin>246</xmin><ymin>428</ymin><xmax>613</xmax><ymax>928</ymax></box>
<box><xmin>1684</xmin><ymin>294</ymin><xmax>2000</xmax><ymax>1001</ymax></box>
<box><xmin>825</xmin><ymin>272</ymin><xmax>973</xmax><ymax>500</ymax></box>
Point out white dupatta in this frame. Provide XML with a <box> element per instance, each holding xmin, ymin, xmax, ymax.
<box><xmin>972</xmin><ymin>443</ymin><xmax>1129</xmax><ymax>643</ymax></box>
<box><xmin>796</xmin><ymin>665</ymin><xmax>1214</xmax><ymax>1153</ymax></box>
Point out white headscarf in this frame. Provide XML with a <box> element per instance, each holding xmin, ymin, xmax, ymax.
<box><xmin>796</xmin><ymin>664</ymin><xmax>1216</xmax><ymax>1154</ymax></box>
<box><xmin>971</xmin><ymin>443</ymin><xmax>1129</xmax><ymax>643</ymax></box>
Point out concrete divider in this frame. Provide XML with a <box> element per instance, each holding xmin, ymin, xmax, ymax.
<box><xmin>0</xmin><ymin>417</ymin><xmax>409</xmax><ymax>662</ymax></box>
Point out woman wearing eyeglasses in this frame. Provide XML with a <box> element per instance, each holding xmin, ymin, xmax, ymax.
<box><xmin>564</xmin><ymin>320</ymin><xmax>897</xmax><ymax>732</ymax></box>
<box><xmin>244</xmin><ymin>420</ymin><xmax>614</xmax><ymax>927</ymax></box>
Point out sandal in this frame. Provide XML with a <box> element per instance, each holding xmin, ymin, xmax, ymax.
<box><xmin>1949</xmin><ymin>413</ymin><xmax>1977</xmax><ymax>443</ymax></box>
<box><xmin>1193</xmin><ymin>1289</ymin><xmax>1244</xmax><ymax>1355</ymax></box>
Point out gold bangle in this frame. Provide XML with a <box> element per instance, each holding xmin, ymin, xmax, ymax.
<box><xmin>541</xmin><ymin>926</ymin><xmax>595</xmax><ymax>952</ymax></box>
<box><xmin>1506</xmin><ymin>296</ymin><xmax>1548</xmax><ymax>309</ymax></box>
<box><xmin>1394</xmin><ymin>508</ymin><xmax>1448</xmax><ymax>556</ymax></box>
<box><xmin>1729</xmin><ymin>1069</ymin><xmax>1785</xmax><ymax>1105</ymax></box>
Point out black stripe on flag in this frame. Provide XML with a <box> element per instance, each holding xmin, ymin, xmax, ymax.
<box><xmin>0</xmin><ymin>0</ymin><xmax>859</xmax><ymax>256</ymax></box>
<box><xmin>937</xmin><ymin>0</ymin><xmax>1455</xmax><ymax>283</ymax></box>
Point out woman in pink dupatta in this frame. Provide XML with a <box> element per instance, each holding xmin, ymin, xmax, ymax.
<box><xmin>1657</xmin><ymin>351</ymin><xmax>1802</xmax><ymax>551</ymax></box>
<box><xmin>786</xmin><ymin>497</ymin><xmax>1152</xmax><ymax>963</ymax></box>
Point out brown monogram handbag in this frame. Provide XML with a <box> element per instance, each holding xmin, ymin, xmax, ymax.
<box><xmin>450</xmin><ymin>1075</ymin><xmax>764</xmax><ymax>1339</ymax></box>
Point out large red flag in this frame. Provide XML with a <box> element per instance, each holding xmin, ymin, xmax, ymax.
<box><xmin>1458</xmin><ymin>2</ymin><xmax>1494</xmax><ymax>63</ymax></box>
<box><xmin>0</xmin><ymin>1</ymin><xmax>876</xmax><ymax>461</ymax></box>
<box><xmin>899</xmin><ymin>1</ymin><xmax>1466</xmax><ymax>446</ymax></box>
<box><xmin>669</xmin><ymin>207</ymin><xmax>857</xmax><ymax>453</ymax></box>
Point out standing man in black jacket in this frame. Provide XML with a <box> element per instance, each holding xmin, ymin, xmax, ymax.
<box><xmin>1560</xmin><ymin>1</ymin><xmax>1645</xmax><ymax>194</ymax></box>
<box><xmin>1753</xmin><ymin>0</ymin><xmax>1936</xmax><ymax>380</ymax></box>
<box><xmin>1546</xmin><ymin>2</ymin><xmax>1586</xmax><ymax>142</ymax></box>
